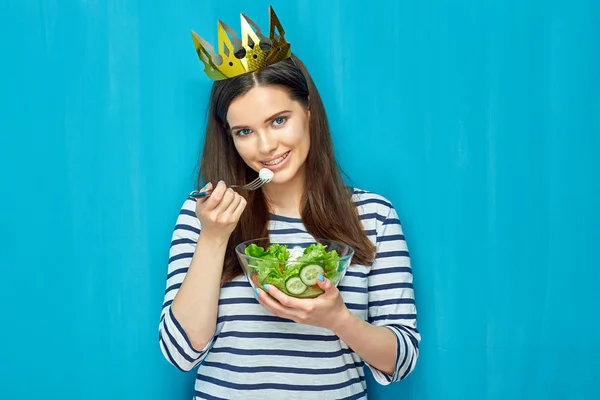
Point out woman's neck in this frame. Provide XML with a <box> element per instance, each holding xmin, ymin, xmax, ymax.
<box><xmin>262</xmin><ymin>171</ymin><xmax>304</xmax><ymax>219</ymax></box>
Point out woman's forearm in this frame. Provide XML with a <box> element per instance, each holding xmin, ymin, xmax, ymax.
<box><xmin>171</xmin><ymin>233</ymin><xmax>228</xmax><ymax>350</ymax></box>
<box><xmin>331</xmin><ymin>310</ymin><xmax>397</xmax><ymax>376</ymax></box>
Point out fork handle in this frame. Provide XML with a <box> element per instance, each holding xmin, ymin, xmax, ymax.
<box><xmin>190</xmin><ymin>183</ymin><xmax>247</xmax><ymax>198</ymax></box>
<box><xmin>190</xmin><ymin>190</ymin><xmax>210</xmax><ymax>198</ymax></box>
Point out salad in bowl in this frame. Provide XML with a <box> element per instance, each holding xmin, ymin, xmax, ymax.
<box><xmin>235</xmin><ymin>238</ymin><xmax>354</xmax><ymax>298</ymax></box>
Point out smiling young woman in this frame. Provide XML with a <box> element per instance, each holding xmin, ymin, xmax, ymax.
<box><xmin>158</xmin><ymin>7</ymin><xmax>420</xmax><ymax>400</ymax></box>
<box><xmin>197</xmin><ymin>58</ymin><xmax>378</xmax><ymax>286</ymax></box>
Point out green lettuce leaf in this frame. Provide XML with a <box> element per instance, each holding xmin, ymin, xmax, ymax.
<box><xmin>297</xmin><ymin>243</ymin><xmax>340</xmax><ymax>272</ymax></box>
<box><xmin>245</xmin><ymin>242</ymin><xmax>343</xmax><ymax>293</ymax></box>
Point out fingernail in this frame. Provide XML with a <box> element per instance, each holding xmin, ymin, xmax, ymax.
<box><xmin>219</xmin><ymin>180</ymin><xmax>224</xmax><ymax>183</ymax></box>
<box><xmin>253</xmin><ymin>292</ymin><xmax>258</xmax><ymax>300</ymax></box>
<box><xmin>255</xmin><ymin>288</ymin><xmax>260</xmax><ymax>296</ymax></box>
<box><xmin>202</xmin><ymin>183</ymin><xmax>210</xmax><ymax>190</ymax></box>
<box><xmin>317</xmin><ymin>274</ymin><xmax>324</xmax><ymax>282</ymax></box>
<box><xmin>263</xmin><ymin>285</ymin><xmax>269</xmax><ymax>292</ymax></box>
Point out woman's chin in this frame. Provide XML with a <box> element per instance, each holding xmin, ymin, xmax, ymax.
<box><xmin>263</xmin><ymin>169</ymin><xmax>297</xmax><ymax>186</ymax></box>
<box><xmin>265</xmin><ymin>175</ymin><xmax>287</xmax><ymax>185</ymax></box>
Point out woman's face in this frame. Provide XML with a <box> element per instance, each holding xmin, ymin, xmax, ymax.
<box><xmin>226</xmin><ymin>85</ymin><xmax>310</xmax><ymax>185</ymax></box>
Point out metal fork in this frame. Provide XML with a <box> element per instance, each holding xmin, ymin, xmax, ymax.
<box><xmin>189</xmin><ymin>176</ymin><xmax>270</xmax><ymax>198</ymax></box>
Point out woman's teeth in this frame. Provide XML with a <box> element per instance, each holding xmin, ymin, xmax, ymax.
<box><xmin>262</xmin><ymin>152</ymin><xmax>289</xmax><ymax>166</ymax></box>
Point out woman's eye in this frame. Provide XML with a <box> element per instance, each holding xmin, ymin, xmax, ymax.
<box><xmin>236</xmin><ymin>128</ymin><xmax>252</xmax><ymax>137</ymax></box>
<box><xmin>273</xmin><ymin>116</ymin><xmax>287</xmax><ymax>126</ymax></box>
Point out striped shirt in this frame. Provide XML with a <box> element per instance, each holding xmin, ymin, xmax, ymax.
<box><xmin>159</xmin><ymin>189</ymin><xmax>420</xmax><ymax>399</ymax></box>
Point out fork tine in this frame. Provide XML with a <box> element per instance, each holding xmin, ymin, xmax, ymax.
<box><xmin>244</xmin><ymin>178</ymin><xmax>264</xmax><ymax>190</ymax></box>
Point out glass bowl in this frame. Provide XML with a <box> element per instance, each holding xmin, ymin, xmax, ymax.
<box><xmin>235</xmin><ymin>238</ymin><xmax>354</xmax><ymax>298</ymax></box>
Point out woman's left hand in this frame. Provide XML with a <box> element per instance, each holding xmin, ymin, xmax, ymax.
<box><xmin>255</xmin><ymin>274</ymin><xmax>350</xmax><ymax>332</ymax></box>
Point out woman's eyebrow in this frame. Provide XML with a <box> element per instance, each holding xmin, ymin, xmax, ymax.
<box><xmin>230</xmin><ymin>110</ymin><xmax>292</xmax><ymax>131</ymax></box>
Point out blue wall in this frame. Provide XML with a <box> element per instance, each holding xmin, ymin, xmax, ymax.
<box><xmin>1</xmin><ymin>0</ymin><xmax>599</xmax><ymax>399</ymax></box>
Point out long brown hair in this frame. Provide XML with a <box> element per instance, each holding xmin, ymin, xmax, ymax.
<box><xmin>195</xmin><ymin>55</ymin><xmax>376</xmax><ymax>284</ymax></box>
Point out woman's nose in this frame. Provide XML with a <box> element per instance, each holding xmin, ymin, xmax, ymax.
<box><xmin>257</xmin><ymin>131</ymin><xmax>278</xmax><ymax>154</ymax></box>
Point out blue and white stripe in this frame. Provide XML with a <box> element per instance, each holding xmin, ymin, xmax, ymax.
<box><xmin>159</xmin><ymin>189</ymin><xmax>420</xmax><ymax>399</ymax></box>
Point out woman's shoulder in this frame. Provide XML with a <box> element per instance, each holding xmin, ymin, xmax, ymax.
<box><xmin>348</xmin><ymin>187</ymin><xmax>396</xmax><ymax>218</ymax></box>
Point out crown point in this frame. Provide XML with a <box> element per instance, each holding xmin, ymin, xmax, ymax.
<box><xmin>191</xmin><ymin>6</ymin><xmax>291</xmax><ymax>81</ymax></box>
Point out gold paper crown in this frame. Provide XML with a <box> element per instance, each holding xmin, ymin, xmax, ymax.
<box><xmin>191</xmin><ymin>6</ymin><xmax>291</xmax><ymax>81</ymax></box>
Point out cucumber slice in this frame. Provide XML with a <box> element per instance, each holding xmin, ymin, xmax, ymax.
<box><xmin>299</xmin><ymin>264</ymin><xmax>325</xmax><ymax>286</ymax></box>
<box><xmin>285</xmin><ymin>276</ymin><xmax>307</xmax><ymax>295</ymax></box>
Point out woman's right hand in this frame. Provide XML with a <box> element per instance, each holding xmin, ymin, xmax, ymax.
<box><xmin>194</xmin><ymin>181</ymin><xmax>247</xmax><ymax>241</ymax></box>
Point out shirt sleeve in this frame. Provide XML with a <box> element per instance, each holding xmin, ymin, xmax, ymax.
<box><xmin>366</xmin><ymin>203</ymin><xmax>421</xmax><ymax>384</ymax></box>
<box><xmin>158</xmin><ymin>197</ymin><xmax>216</xmax><ymax>372</ymax></box>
